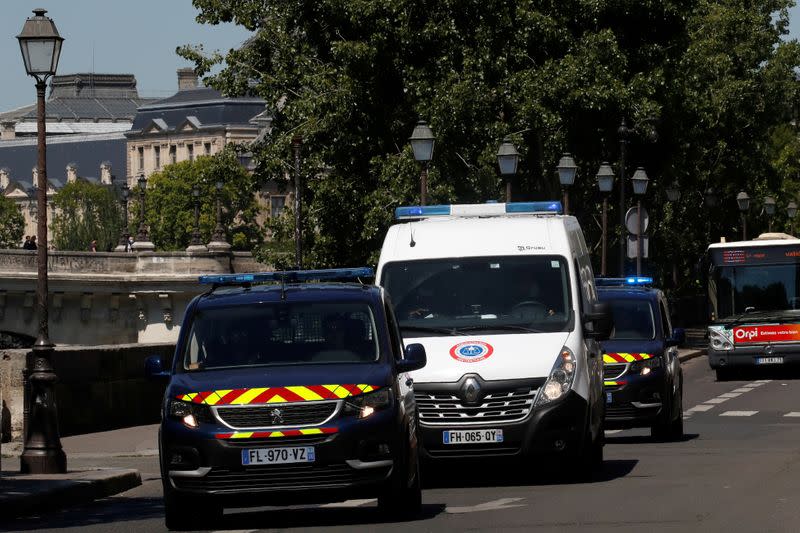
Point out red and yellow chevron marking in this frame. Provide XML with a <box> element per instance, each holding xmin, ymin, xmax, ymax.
<box><xmin>215</xmin><ymin>427</ymin><xmax>338</xmax><ymax>439</ymax></box>
<box><xmin>603</xmin><ymin>353</ymin><xmax>653</xmax><ymax>364</ymax></box>
<box><xmin>604</xmin><ymin>380</ymin><xmax>627</xmax><ymax>387</ymax></box>
<box><xmin>176</xmin><ymin>384</ymin><xmax>378</xmax><ymax>406</ymax></box>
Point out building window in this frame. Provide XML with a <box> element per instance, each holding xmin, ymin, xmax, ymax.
<box><xmin>187</xmin><ymin>144</ymin><xmax>194</xmax><ymax>162</ymax></box>
<box><xmin>154</xmin><ymin>146</ymin><xmax>161</xmax><ymax>169</ymax></box>
<box><xmin>137</xmin><ymin>147</ymin><xmax>144</xmax><ymax>170</ymax></box>
<box><xmin>270</xmin><ymin>196</ymin><xmax>286</xmax><ymax>218</ymax></box>
<box><xmin>169</xmin><ymin>145</ymin><xmax>177</xmax><ymax>164</ymax></box>
<box><xmin>204</xmin><ymin>142</ymin><xmax>212</xmax><ymax>155</ymax></box>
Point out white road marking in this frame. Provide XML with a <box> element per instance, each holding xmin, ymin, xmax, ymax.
<box><xmin>719</xmin><ymin>392</ymin><xmax>742</xmax><ymax>398</ymax></box>
<box><xmin>756</xmin><ymin>380</ymin><xmax>772</xmax><ymax>383</ymax></box>
<box><xmin>320</xmin><ymin>499</ymin><xmax>376</xmax><ymax>508</ymax></box>
<box><xmin>732</xmin><ymin>388</ymin><xmax>754</xmax><ymax>393</ymax></box>
<box><xmin>748</xmin><ymin>382</ymin><xmax>767</xmax><ymax>387</ymax></box>
<box><xmin>705</xmin><ymin>398</ymin><xmax>729</xmax><ymax>404</ymax></box>
<box><xmin>446</xmin><ymin>498</ymin><xmax>525</xmax><ymax>514</ymax></box>
<box><xmin>687</xmin><ymin>404</ymin><xmax>714</xmax><ymax>412</ymax></box>
<box><xmin>605</xmin><ymin>430</ymin><xmax>623</xmax><ymax>435</ymax></box>
<box><xmin>720</xmin><ymin>411</ymin><xmax>758</xmax><ymax>417</ymax></box>
<box><xmin>784</xmin><ymin>412</ymin><xmax>800</xmax><ymax>417</ymax></box>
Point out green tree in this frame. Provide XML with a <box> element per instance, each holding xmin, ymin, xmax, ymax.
<box><xmin>130</xmin><ymin>149</ymin><xmax>263</xmax><ymax>251</ymax></box>
<box><xmin>181</xmin><ymin>0</ymin><xmax>800</xmax><ymax>280</ymax></box>
<box><xmin>52</xmin><ymin>180</ymin><xmax>123</xmax><ymax>251</ymax></box>
<box><xmin>0</xmin><ymin>195</ymin><xmax>25</xmax><ymax>249</ymax></box>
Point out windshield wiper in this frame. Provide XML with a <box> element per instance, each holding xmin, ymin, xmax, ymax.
<box><xmin>400</xmin><ymin>325</ymin><xmax>460</xmax><ymax>336</ymax></box>
<box><xmin>724</xmin><ymin>310</ymin><xmax>800</xmax><ymax>329</ymax></box>
<box><xmin>453</xmin><ymin>324</ymin><xmax>546</xmax><ymax>334</ymax></box>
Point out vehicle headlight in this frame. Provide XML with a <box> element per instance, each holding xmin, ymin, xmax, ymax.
<box><xmin>343</xmin><ymin>388</ymin><xmax>393</xmax><ymax>419</ymax></box>
<box><xmin>168</xmin><ymin>399</ymin><xmax>210</xmax><ymax>429</ymax></box>
<box><xmin>630</xmin><ymin>357</ymin><xmax>663</xmax><ymax>376</ymax></box>
<box><xmin>536</xmin><ymin>347</ymin><xmax>576</xmax><ymax>407</ymax></box>
<box><xmin>709</xmin><ymin>326</ymin><xmax>733</xmax><ymax>352</ymax></box>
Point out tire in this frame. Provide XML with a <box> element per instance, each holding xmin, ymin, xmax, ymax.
<box><xmin>378</xmin><ymin>432</ymin><xmax>422</xmax><ymax>519</ymax></box>
<box><xmin>567</xmin><ymin>418</ymin><xmax>604</xmax><ymax>481</ymax></box>
<box><xmin>164</xmin><ymin>485</ymin><xmax>222</xmax><ymax>531</ymax></box>
<box><xmin>652</xmin><ymin>385</ymin><xmax>683</xmax><ymax>441</ymax></box>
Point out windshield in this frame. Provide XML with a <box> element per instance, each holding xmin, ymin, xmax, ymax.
<box><xmin>182</xmin><ymin>301</ymin><xmax>379</xmax><ymax>371</ymax></box>
<box><xmin>606</xmin><ymin>299</ymin><xmax>655</xmax><ymax>340</ymax></box>
<box><xmin>714</xmin><ymin>264</ymin><xmax>800</xmax><ymax>320</ymax></box>
<box><xmin>381</xmin><ymin>255</ymin><xmax>573</xmax><ymax>334</ymax></box>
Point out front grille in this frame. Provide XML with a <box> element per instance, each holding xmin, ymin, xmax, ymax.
<box><xmin>604</xmin><ymin>363</ymin><xmax>627</xmax><ymax>381</ymax></box>
<box><xmin>215</xmin><ymin>402</ymin><xmax>337</xmax><ymax>429</ymax></box>
<box><xmin>415</xmin><ymin>388</ymin><xmax>536</xmax><ymax>425</ymax></box>
<box><xmin>220</xmin><ymin>434</ymin><xmax>333</xmax><ymax>447</ymax></box>
<box><xmin>606</xmin><ymin>403</ymin><xmax>659</xmax><ymax>420</ymax></box>
<box><xmin>172</xmin><ymin>464</ymin><xmax>390</xmax><ymax>493</ymax></box>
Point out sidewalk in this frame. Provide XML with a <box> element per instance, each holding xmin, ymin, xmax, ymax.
<box><xmin>678</xmin><ymin>347</ymin><xmax>705</xmax><ymax>363</ymax></box>
<box><xmin>0</xmin><ymin>425</ymin><xmax>157</xmax><ymax>521</ymax></box>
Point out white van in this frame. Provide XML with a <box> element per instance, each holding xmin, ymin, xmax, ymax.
<box><xmin>376</xmin><ymin>201</ymin><xmax>611</xmax><ymax>471</ymax></box>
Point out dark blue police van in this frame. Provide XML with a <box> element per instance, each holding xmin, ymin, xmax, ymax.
<box><xmin>596</xmin><ymin>277</ymin><xmax>685</xmax><ymax>440</ymax></box>
<box><xmin>145</xmin><ymin>268</ymin><xmax>426</xmax><ymax>530</ymax></box>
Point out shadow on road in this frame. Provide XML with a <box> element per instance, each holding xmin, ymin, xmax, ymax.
<box><xmin>605</xmin><ymin>432</ymin><xmax>700</xmax><ymax>445</ymax></box>
<box><xmin>716</xmin><ymin>367</ymin><xmax>800</xmax><ymax>382</ymax></box>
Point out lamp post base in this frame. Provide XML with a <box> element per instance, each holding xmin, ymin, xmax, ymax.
<box><xmin>186</xmin><ymin>244</ymin><xmax>209</xmax><ymax>253</ymax></box>
<box><xmin>207</xmin><ymin>240</ymin><xmax>231</xmax><ymax>253</ymax></box>
<box><xmin>131</xmin><ymin>240</ymin><xmax>155</xmax><ymax>252</ymax></box>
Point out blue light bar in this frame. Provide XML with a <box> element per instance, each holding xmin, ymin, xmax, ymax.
<box><xmin>198</xmin><ymin>267</ymin><xmax>374</xmax><ymax>286</ymax></box>
<box><xmin>394</xmin><ymin>201</ymin><xmax>563</xmax><ymax>220</ymax></box>
<box><xmin>595</xmin><ymin>276</ymin><xmax>654</xmax><ymax>287</ymax></box>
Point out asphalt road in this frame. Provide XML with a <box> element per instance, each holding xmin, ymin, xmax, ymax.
<box><xmin>6</xmin><ymin>355</ymin><xmax>800</xmax><ymax>533</ymax></box>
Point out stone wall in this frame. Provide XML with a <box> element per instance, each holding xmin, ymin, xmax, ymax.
<box><xmin>1</xmin><ymin>343</ymin><xmax>175</xmax><ymax>439</ymax></box>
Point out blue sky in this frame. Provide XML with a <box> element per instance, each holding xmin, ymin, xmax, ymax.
<box><xmin>2</xmin><ymin>1</ymin><xmax>800</xmax><ymax>112</ymax></box>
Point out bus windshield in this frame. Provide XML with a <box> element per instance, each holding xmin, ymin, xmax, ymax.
<box><xmin>713</xmin><ymin>264</ymin><xmax>800</xmax><ymax>320</ymax></box>
<box><xmin>381</xmin><ymin>255</ymin><xmax>573</xmax><ymax>335</ymax></box>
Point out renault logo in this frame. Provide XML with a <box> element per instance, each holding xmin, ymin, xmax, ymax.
<box><xmin>270</xmin><ymin>408</ymin><xmax>284</xmax><ymax>425</ymax></box>
<box><xmin>462</xmin><ymin>377</ymin><xmax>481</xmax><ymax>404</ymax></box>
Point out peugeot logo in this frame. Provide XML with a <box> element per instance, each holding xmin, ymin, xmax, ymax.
<box><xmin>765</xmin><ymin>345</ymin><xmax>774</xmax><ymax>356</ymax></box>
<box><xmin>270</xmin><ymin>408</ymin><xmax>284</xmax><ymax>425</ymax></box>
<box><xmin>462</xmin><ymin>377</ymin><xmax>481</xmax><ymax>404</ymax></box>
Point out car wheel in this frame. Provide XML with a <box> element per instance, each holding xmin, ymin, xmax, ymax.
<box><xmin>377</xmin><ymin>432</ymin><xmax>422</xmax><ymax>518</ymax></box>
<box><xmin>567</xmin><ymin>416</ymin><xmax>603</xmax><ymax>481</ymax></box>
<box><xmin>164</xmin><ymin>484</ymin><xmax>222</xmax><ymax>531</ymax></box>
<box><xmin>652</xmin><ymin>385</ymin><xmax>683</xmax><ymax>441</ymax></box>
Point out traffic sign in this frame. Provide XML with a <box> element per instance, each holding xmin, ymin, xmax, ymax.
<box><xmin>625</xmin><ymin>207</ymin><xmax>649</xmax><ymax>235</ymax></box>
<box><xmin>627</xmin><ymin>235</ymin><xmax>649</xmax><ymax>258</ymax></box>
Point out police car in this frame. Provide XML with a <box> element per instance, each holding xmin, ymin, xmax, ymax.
<box><xmin>145</xmin><ymin>268</ymin><xmax>426</xmax><ymax>530</ymax></box>
<box><xmin>596</xmin><ymin>277</ymin><xmax>685</xmax><ymax>440</ymax></box>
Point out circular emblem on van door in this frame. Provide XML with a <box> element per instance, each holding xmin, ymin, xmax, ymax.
<box><xmin>449</xmin><ymin>341</ymin><xmax>494</xmax><ymax>363</ymax></box>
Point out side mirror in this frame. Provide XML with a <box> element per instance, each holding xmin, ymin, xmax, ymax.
<box><xmin>584</xmin><ymin>302</ymin><xmax>613</xmax><ymax>341</ymax></box>
<box><xmin>666</xmin><ymin>327</ymin><xmax>686</xmax><ymax>347</ymax></box>
<box><xmin>145</xmin><ymin>355</ymin><xmax>170</xmax><ymax>381</ymax></box>
<box><xmin>397</xmin><ymin>343</ymin><xmax>427</xmax><ymax>373</ymax></box>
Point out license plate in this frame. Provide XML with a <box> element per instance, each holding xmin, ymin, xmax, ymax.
<box><xmin>442</xmin><ymin>429</ymin><xmax>503</xmax><ymax>444</ymax></box>
<box><xmin>755</xmin><ymin>356</ymin><xmax>784</xmax><ymax>365</ymax></box>
<box><xmin>242</xmin><ymin>446</ymin><xmax>315</xmax><ymax>465</ymax></box>
<box><xmin>606</xmin><ymin>392</ymin><xmax>613</xmax><ymax>404</ymax></box>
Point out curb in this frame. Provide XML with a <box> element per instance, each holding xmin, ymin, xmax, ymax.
<box><xmin>0</xmin><ymin>468</ymin><xmax>142</xmax><ymax>521</ymax></box>
<box><xmin>678</xmin><ymin>349</ymin><xmax>705</xmax><ymax>363</ymax></box>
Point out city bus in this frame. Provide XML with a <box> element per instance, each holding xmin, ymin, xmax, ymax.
<box><xmin>706</xmin><ymin>234</ymin><xmax>800</xmax><ymax>380</ymax></box>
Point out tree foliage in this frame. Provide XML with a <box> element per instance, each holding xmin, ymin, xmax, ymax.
<box><xmin>181</xmin><ymin>0</ymin><xmax>800</xmax><ymax>285</ymax></box>
<box><xmin>0</xmin><ymin>195</ymin><xmax>24</xmax><ymax>249</ymax></box>
<box><xmin>130</xmin><ymin>148</ymin><xmax>263</xmax><ymax>251</ymax></box>
<box><xmin>52</xmin><ymin>180</ymin><xmax>123</xmax><ymax>251</ymax></box>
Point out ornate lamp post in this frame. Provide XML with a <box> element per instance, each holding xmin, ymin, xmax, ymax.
<box><xmin>556</xmin><ymin>153</ymin><xmax>578</xmax><ymax>215</ymax></box>
<box><xmin>132</xmin><ymin>174</ymin><xmax>154</xmax><ymax>251</ymax></box>
<box><xmin>764</xmin><ymin>196</ymin><xmax>776</xmax><ymax>233</ymax></box>
<box><xmin>409</xmin><ymin>120</ymin><xmax>435</xmax><ymax>206</ymax></box>
<box><xmin>736</xmin><ymin>191</ymin><xmax>750</xmax><ymax>240</ymax></box>
<box><xmin>17</xmin><ymin>7</ymin><xmax>66</xmax><ymax>474</ymax></box>
<box><xmin>618</xmin><ymin>119</ymin><xmax>633</xmax><ymax>276</ymax></box>
<box><xmin>497</xmin><ymin>137</ymin><xmax>520</xmax><ymax>202</ymax></box>
<box><xmin>186</xmin><ymin>183</ymin><xmax>207</xmax><ymax>252</ymax></box>
<box><xmin>787</xmin><ymin>201</ymin><xmax>797</xmax><ymax>236</ymax></box>
<box><xmin>666</xmin><ymin>182</ymin><xmax>681</xmax><ymax>286</ymax></box>
<box><xmin>596</xmin><ymin>162</ymin><xmax>615</xmax><ymax>276</ymax></box>
<box><xmin>208</xmin><ymin>178</ymin><xmax>231</xmax><ymax>252</ymax></box>
<box><xmin>292</xmin><ymin>136</ymin><xmax>302</xmax><ymax>267</ymax></box>
<box><xmin>631</xmin><ymin>167</ymin><xmax>649</xmax><ymax>277</ymax></box>
<box><xmin>115</xmin><ymin>184</ymin><xmax>130</xmax><ymax>251</ymax></box>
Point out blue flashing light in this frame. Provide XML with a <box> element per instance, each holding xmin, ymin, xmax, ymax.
<box><xmin>595</xmin><ymin>276</ymin><xmax>654</xmax><ymax>287</ymax></box>
<box><xmin>394</xmin><ymin>205</ymin><xmax>451</xmax><ymax>219</ymax></box>
<box><xmin>199</xmin><ymin>267</ymin><xmax>374</xmax><ymax>286</ymax></box>
<box><xmin>626</xmin><ymin>276</ymin><xmax>653</xmax><ymax>285</ymax></box>
<box><xmin>504</xmin><ymin>201</ymin><xmax>563</xmax><ymax>215</ymax></box>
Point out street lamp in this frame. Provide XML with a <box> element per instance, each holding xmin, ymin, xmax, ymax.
<box><xmin>409</xmin><ymin>120</ymin><xmax>435</xmax><ymax>205</ymax></box>
<box><xmin>556</xmin><ymin>153</ymin><xmax>577</xmax><ymax>215</ymax></box>
<box><xmin>208</xmin><ymin>178</ymin><xmax>231</xmax><ymax>252</ymax></box>
<box><xmin>17</xmin><ymin>7</ymin><xmax>66</xmax><ymax>474</ymax></box>
<box><xmin>666</xmin><ymin>181</ymin><xmax>681</xmax><ymax>287</ymax></box>
<box><xmin>736</xmin><ymin>191</ymin><xmax>750</xmax><ymax>240</ymax></box>
<box><xmin>186</xmin><ymin>183</ymin><xmax>206</xmax><ymax>252</ymax></box>
<box><xmin>631</xmin><ymin>167</ymin><xmax>649</xmax><ymax>277</ymax></box>
<box><xmin>132</xmin><ymin>173</ymin><xmax>155</xmax><ymax>251</ymax></box>
<box><xmin>115</xmin><ymin>183</ymin><xmax>130</xmax><ymax>251</ymax></box>
<box><xmin>764</xmin><ymin>196</ymin><xmax>776</xmax><ymax>232</ymax></box>
<box><xmin>497</xmin><ymin>137</ymin><xmax>520</xmax><ymax>202</ymax></box>
<box><xmin>618</xmin><ymin>119</ymin><xmax>633</xmax><ymax>276</ymax></box>
<box><xmin>788</xmin><ymin>201</ymin><xmax>798</xmax><ymax>236</ymax></box>
<box><xmin>596</xmin><ymin>162</ymin><xmax>614</xmax><ymax>277</ymax></box>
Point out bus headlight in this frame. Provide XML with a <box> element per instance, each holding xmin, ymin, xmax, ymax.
<box><xmin>709</xmin><ymin>327</ymin><xmax>733</xmax><ymax>351</ymax></box>
<box><xmin>536</xmin><ymin>347</ymin><xmax>576</xmax><ymax>406</ymax></box>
